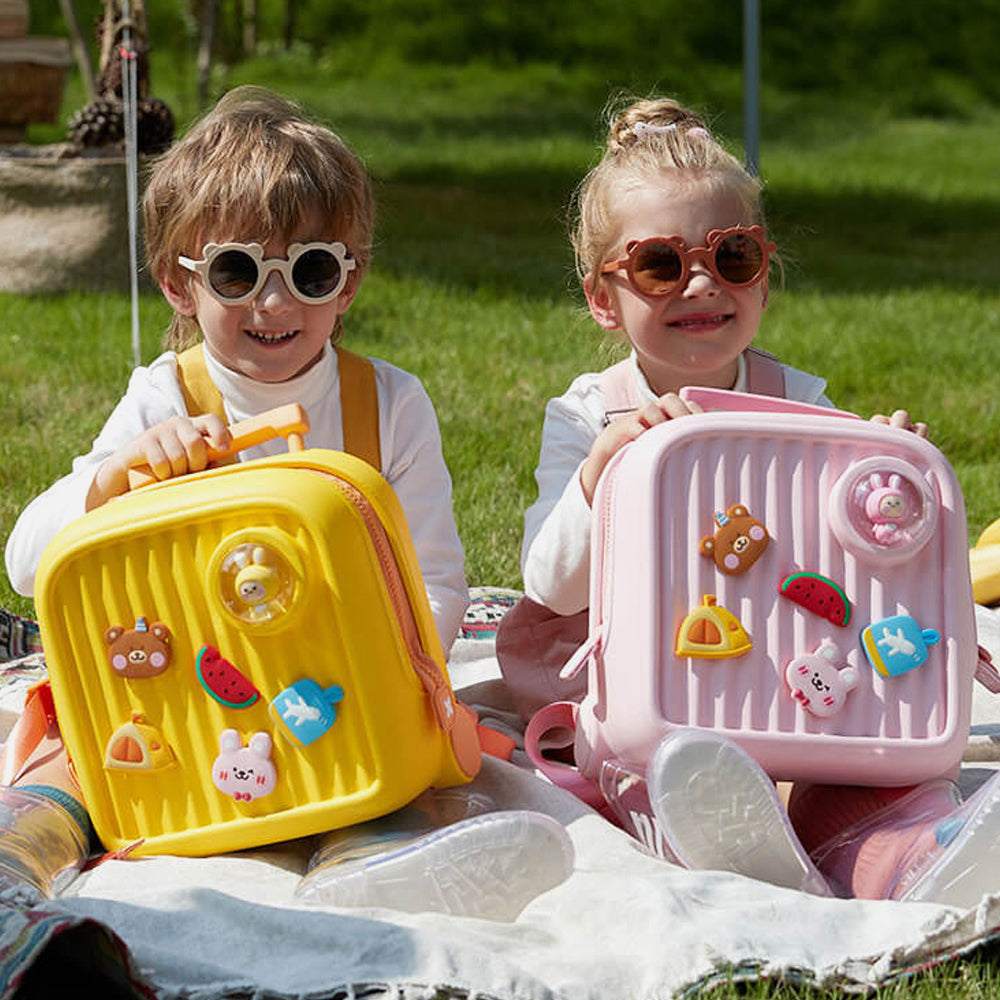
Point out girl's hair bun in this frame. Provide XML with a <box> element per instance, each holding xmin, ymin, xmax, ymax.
<box><xmin>608</xmin><ymin>99</ymin><xmax>710</xmax><ymax>154</ymax></box>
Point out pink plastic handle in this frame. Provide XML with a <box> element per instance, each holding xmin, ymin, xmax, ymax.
<box><xmin>524</xmin><ymin>702</ymin><xmax>605</xmax><ymax>811</ymax></box>
<box><xmin>679</xmin><ymin>386</ymin><xmax>862</xmax><ymax>420</ymax></box>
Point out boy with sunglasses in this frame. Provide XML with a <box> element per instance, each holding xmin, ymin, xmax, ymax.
<box><xmin>496</xmin><ymin>97</ymin><xmax>1000</xmax><ymax>908</ymax></box>
<box><xmin>0</xmin><ymin>86</ymin><xmax>470</xmax><ymax>899</ymax></box>
<box><xmin>7</xmin><ymin>86</ymin><xmax>467</xmax><ymax>643</ymax></box>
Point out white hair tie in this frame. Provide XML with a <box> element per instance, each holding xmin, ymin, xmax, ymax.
<box><xmin>633</xmin><ymin>121</ymin><xmax>676</xmax><ymax>137</ymax></box>
<box><xmin>632</xmin><ymin>121</ymin><xmax>710</xmax><ymax>140</ymax></box>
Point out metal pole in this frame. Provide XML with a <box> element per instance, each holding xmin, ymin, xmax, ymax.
<box><xmin>743</xmin><ymin>0</ymin><xmax>761</xmax><ymax>176</ymax></box>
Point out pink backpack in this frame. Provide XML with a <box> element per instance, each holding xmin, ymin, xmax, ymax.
<box><xmin>497</xmin><ymin>349</ymin><xmax>786</xmax><ymax>721</ymax></box>
<box><xmin>524</xmin><ymin>387</ymin><xmax>1000</xmax><ymax>810</ymax></box>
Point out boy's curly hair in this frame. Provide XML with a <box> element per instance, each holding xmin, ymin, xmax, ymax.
<box><xmin>143</xmin><ymin>86</ymin><xmax>374</xmax><ymax>349</ymax></box>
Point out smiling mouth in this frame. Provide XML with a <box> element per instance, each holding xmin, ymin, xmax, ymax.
<box><xmin>246</xmin><ymin>330</ymin><xmax>298</xmax><ymax>344</ymax></box>
<box><xmin>668</xmin><ymin>313</ymin><xmax>732</xmax><ymax>330</ymax></box>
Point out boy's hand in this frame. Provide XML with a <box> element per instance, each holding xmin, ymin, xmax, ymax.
<box><xmin>580</xmin><ymin>393</ymin><xmax>703</xmax><ymax>506</ymax></box>
<box><xmin>869</xmin><ymin>409</ymin><xmax>929</xmax><ymax>440</ymax></box>
<box><xmin>86</xmin><ymin>414</ymin><xmax>232</xmax><ymax>510</ymax></box>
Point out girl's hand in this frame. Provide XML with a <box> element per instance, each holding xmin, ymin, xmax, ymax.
<box><xmin>869</xmin><ymin>409</ymin><xmax>929</xmax><ymax>440</ymax></box>
<box><xmin>580</xmin><ymin>393</ymin><xmax>703</xmax><ymax>505</ymax></box>
<box><xmin>86</xmin><ymin>414</ymin><xmax>232</xmax><ymax>510</ymax></box>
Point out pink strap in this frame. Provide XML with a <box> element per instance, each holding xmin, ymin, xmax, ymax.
<box><xmin>744</xmin><ymin>346</ymin><xmax>787</xmax><ymax>398</ymax></box>
<box><xmin>599</xmin><ymin>359</ymin><xmax>640</xmax><ymax>423</ymax></box>
<box><xmin>976</xmin><ymin>646</ymin><xmax>1000</xmax><ymax>693</ymax></box>
<box><xmin>524</xmin><ymin>702</ymin><xmax>606</xmax><ymax>811</ymax></box>
<box><xmin>600</xmin><ymin>348</ymin><xmax>785</xmax><ymax>423</ymax></box>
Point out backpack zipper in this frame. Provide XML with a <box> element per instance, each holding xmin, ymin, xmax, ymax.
<box><xmin>328</xmin><ymin>476</ymin><xmax>456</xmax><ymax>734</ymax></box>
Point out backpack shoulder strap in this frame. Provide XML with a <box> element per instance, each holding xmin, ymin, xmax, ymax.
<box><xmin>176</xmin><ymin>343</ymin><xmax>227</xmax><ymax>421</ymax></box>
<box><xmin>599</xmin><ymin>358</ymin><xmax>641</xmax><ymax>424</ymax></box>
<box><xmin>744</xmin><ymin>346</ymin><xmax>787</xmax><ymax>398</ymax></box>
<box><xmin>175</xmin><ymin>343</ymin><xmax>382</xmax><ymax>468</ymax></box>
<box><xmin>336</xmin><ymin>346</ymin><xmax>382</xmax><ymax>470</ymax></box>
<box><xmin>598</xmin><ymin>349</ymin><xmax>787</xmax><ymax>414</ymax></box>
<box><xmin>175</xmin><ymin>344</ymin><xmax>236</xmax><ymax>466</ymax></box>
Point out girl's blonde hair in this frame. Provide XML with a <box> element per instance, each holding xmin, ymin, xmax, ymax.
<box><xmin>144</xmin><ymin>86</ymin><xmax>375</xmax><ymax>349</ymax></box>
<box><xmin>571</xmin><ymin>96</ymin><xmax>766</xmax><ymax>293</ymax></box>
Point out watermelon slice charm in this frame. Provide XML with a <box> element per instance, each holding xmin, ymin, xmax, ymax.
<box><xmin>779</xmin><ymin>571</ymin><xmax>851</xmax><ymax>627</ymax></box>
<box><xmin>196</xmin><ymin>645</ymin><xmax>260</xmax><ymax>708</ymax></box>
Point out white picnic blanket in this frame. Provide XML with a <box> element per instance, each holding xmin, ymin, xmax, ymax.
<box><xmin>5</xmin><ymin>603</ymin><xmax>1000</xmax><ymax>998</ymax></box>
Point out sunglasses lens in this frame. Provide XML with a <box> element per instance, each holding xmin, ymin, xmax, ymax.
<box><xmin>291</xmin><ymin>248</ymin><xmax>342</xmax><ymax>299</ymax></box>
<box><xmin>715</xmin><ymin>233</ymin><xmax>765</xmax><ymax>285</ymax></box>
<box><xmin>206</xmin><ymin>249</ymin><xmax>259</xmax><ymax>299</ymax></box>
<box><xmin>631</xmin><ymin>241</ymin><xmax>683</xmax><ymax>294</ymax></box>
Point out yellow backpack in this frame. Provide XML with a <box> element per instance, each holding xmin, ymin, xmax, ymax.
<box><xmin>35</xmin><ymin>345</ymin><xmax>482</xmax><ymax>856</ymax></box>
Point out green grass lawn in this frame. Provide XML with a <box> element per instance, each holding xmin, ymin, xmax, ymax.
<box><xmin>4</xmin><ymin>58</ymin><xmax>1000</xmax><ymax>995</ymax></box>
<box><xmin>7</xmin><ymin>60</ymin><xmax>1000</xmax><ymax>616</ymax></box>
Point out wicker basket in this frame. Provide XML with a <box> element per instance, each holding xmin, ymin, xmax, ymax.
<box><xmin>0</xmin><ymin>148</ymin><xmax>151</xmax><ymax>293</ymax></box>
<box><xmin>0</xmin><ymin>37</ymin><xmax>72</xmax><ymax>125</ymax></box>
<box><xmin>0</xmin><ymin>1</ymin><xmax>28</xmax><ymax>39</ymax></box>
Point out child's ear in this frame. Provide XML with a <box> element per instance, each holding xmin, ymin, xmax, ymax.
<box><xmin>334</xmin><ymin>267</ymin><xmax>363</xmax><ymax>315</ymax></box>
<box><xmin>584</xmin><ymin>276</ymin><xmax>621</xmax><ymax>331</ymax></box>
<box><xmin>160</xmin><ymin>273</ymin><xmax>197</xmax><ymax>316</ymax></box>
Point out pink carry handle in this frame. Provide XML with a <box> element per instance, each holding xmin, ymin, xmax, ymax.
<box><xmin>524</xmin><ymin>702</ymin><xmax>607</xmax><ymax>813</ymax></box>
<box><xmin>679</xmin><ymin>386</ymin><xmax>862</xmax><ymax>421</ymax></box>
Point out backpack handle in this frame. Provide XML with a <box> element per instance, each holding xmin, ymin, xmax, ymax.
<box><xmin>126</xmin><ymin>403</ymin><xmax>310</xmax><ymax>490</ymax></box>
<box><xmin>678</xmin><ymin>386</ymin><xmax>861</xmax><ymax>420</ymax></box>
<box><xmin>524</xmin><ymin>701</ymin><xmax>606</xmax><ymax>813</ymax></box>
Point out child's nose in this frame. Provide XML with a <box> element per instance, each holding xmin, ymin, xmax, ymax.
<box><xmin>255</xmin><ymin>269</ymin><xmax>295</xmax><ymax>309</ymax></box>
<box><xmin>681</xmin><ymin>263</ymin><xmax>720</xmax><ymax>298</ymax></box>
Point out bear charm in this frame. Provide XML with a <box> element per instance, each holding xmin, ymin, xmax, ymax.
<box><xmin>104</xmin><ymin>618</ymin><xmax>172</xmax><ymax>678</ymax></box>
<box><xmin>699</xmin><ymin>504</ymin><xmax>770</xmax><ymax>575</ymax></box>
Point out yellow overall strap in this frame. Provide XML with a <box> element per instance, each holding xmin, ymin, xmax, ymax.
<box><xmin>174</xmin><ymin>343</ymin><xmax>381</xmax><ymax>468</ymax></box>
<box><xmin>335</xmin><ymin>346</ymin><xmax>382</xmax><ymax>470</ymax></box>
<box><xmin>176</xmin><ymin>344</ymin><xmax>227</xmax><ymax>421</ymax></box>
<box><xmin>176</xmin><ymin>344</ymin><xmax>235</xmax><ymax>466</ymax></box>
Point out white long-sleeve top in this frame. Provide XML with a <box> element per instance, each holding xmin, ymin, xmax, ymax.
<box><xmin>521</xmin><ymin>351</ymin><xmax>833</xmax><ymax>616</ymax></box>
<box><xmin>5</xmin><ymin>343</ymin><xmax>469</xmax><ymax>652</ymax></box>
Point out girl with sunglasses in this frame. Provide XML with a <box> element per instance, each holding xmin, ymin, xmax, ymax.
<box><xmin>498</xmin><ymin>97</ymin><xmax>1000</xmax><ymax>908</ymax></box>
<box><xmin>0</xmin><ymin>86</ymin><xmax>471</xmax><ymax>901</ymax></box>
<box><xmin>500</xmin><ymin>95</ymin><xmax>922</xmax><ymax>715</ymax></box>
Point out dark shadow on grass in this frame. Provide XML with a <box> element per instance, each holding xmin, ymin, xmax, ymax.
<box><xmin>330</xmin><ymin>105</ymin><xmax>602</xmax><ymax>148</ymax></box>
<box><xmin>767</xmin><ymin>184</ymin><xmax>1000</xmax><ymax>295</ymax></box>
<box><xmin>368</xmin><ymin>168</ymin><xmax>1000</xmax><ymax>302</ymax></box>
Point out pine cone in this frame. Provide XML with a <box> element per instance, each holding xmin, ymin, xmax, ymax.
<box><xmin>137</xmin><ymin>98</ymin><xmax>175</xmax><ymax>155</ymax></box>
<box><xmin>67</xmin><ymin>98</ymin><xmax>125</xmax><ymax>148</ymax></box>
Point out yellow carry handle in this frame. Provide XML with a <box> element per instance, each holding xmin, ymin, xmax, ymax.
<box><xmin>126</xmin><ymin>404</ymin><xmax>310</xmax><ymax>490</ymax></box>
